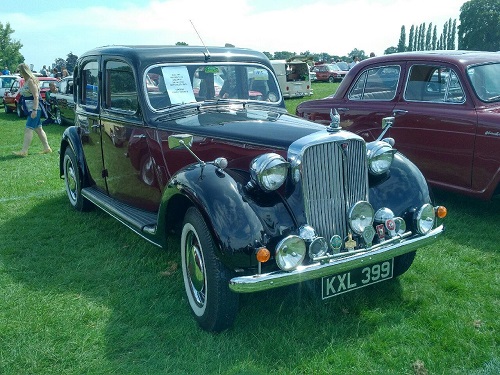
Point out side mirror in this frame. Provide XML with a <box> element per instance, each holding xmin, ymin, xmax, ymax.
<box><xmin>381</xmin><ymin>116</ymin><xmax>395</xmax><ymax>130</ymax></box>
<box><xmin>377</xmin><ymin>116</ymin><xmax>395</xmax><ymax>141</ymax></box>
<box><xmin>168</xmin><ymin>134</ymin><xmax>193</xmax><ymax>150</ymax></box>
<box><xmin>168</xmin><ymin>133</ymin><xmax>205</xmax><ymax>166</ymax></box>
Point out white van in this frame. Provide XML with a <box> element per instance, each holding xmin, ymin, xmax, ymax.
<box><xmin>271</xmin><ymin>60</ymin><xmax>313</xmax><ymax>98</ymax></box>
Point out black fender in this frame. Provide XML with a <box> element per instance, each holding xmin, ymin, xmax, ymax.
<box><xmin>159</xmin><ymin>164</ymin><xmax>295</xmax><ymax>269</ymax></box>
<box><xmin>59</xmin><ymin>126</ymin><xmax>90</xmax><ymax>186</ymax></box>
<box><xmin>369</xmin><ymin>152</ymin><xmax>433</xmax><ymax>221</ymax></box>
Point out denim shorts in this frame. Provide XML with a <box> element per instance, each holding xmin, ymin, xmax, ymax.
<box><xmin>25</xmin><ymin>109</ymin><xmax>42</xmax><ymax>129</ymax></box>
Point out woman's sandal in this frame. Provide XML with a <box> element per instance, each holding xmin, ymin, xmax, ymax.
<box><xmin>12</xmin><ymin>151</ymin><xmax>28</xmax><ymax>157</ymax></box>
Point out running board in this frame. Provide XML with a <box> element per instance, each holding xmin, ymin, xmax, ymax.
<box><xmin>82</xmin><ymin>187</ymin><xmax>158</xmax><ymax>234</ymax></box>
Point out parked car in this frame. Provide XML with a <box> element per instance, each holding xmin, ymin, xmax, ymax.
<box><xmin>0</xmin><ymin>75</ymin><xmax>19</xmax><ymax>105</ymax></box>
<box><xmin>60</xmin><ymin>45</ymin><xmax>446</xmax><ymax>332</ymax></box>
<box><xmin>312</xmin><ymin>63</ymin><xmax>347</xmax><ymax>82</ymax></box>
<box><xmin>48</xmin><ymin>76</ymin><xmax>75</xmax><ymax>125</ymax></box>
<box><xmin>309</xmin><ymin>69</ymin><xmax>317</xmax><ymax>82</ymax></box>
<box><xmin>271</xmin><ymin>60</ymin><xmax>313</xmax><ymax>98</ymax></box>
<box><xmin>336</xmin><ymin>61</ymin><xmax>350</xmax><ymax>71</ymax></box>
<box><xmin>297</xmin><ymin>51</ymin><xmax>500</xmax><ymax>200</ymax></box>
<box><xmin>3</xmin><ymin>76</ymin><xmax>60</xmax><ymax>117</ymax></box>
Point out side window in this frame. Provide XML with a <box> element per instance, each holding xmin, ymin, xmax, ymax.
<box><xmin>348</xmin><ymin>65</ymin><xmax>400</xmax><ymax>101</ymax></box>
<box><xmin>82</xmin><ymin>61</ymin><xmax>99</xmax><ymax>108</ymax></box>
<box><xmin>105</xmin><ymin>61</ymin><xmax>137</xmax><ymax>113</ymax></box>
<box><xmin>404</xmin><ymin>65</ymin><xmax>465</xmax><ymax>103</ymax></box>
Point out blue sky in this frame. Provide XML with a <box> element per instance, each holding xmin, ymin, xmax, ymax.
<box><xmin>2</xmin><ymin>0</ymin><xmax>465</xmax><ymax>71</ymax></box>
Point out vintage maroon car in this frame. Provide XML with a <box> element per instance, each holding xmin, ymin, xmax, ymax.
<box><xmin>311</xmin><ymin>63</ymin><xmax>347</xmax><ymax>82</ymax></box>
<box><xmin>3</xmin><ymin>76</ymin><xmax>59</xmax><ymax>117</ymax></box>
<box><xmin>297</xmin><ymin>51</ymin><xmax>500</xmax><ymax>200</ymax></box>
<box><xmin>60</xmin><ymin>45</ymin><xmax>446</xmax><ymax>332</ymax></box>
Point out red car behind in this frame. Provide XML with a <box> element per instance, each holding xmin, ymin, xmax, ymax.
<box><xmin>3</xmin><ymin>76</ymin><xmax>59</xmax><ymax>117</ymax></box>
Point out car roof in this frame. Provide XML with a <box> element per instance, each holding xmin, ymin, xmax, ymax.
<box><xmin>79</xmin><ymin>45</ymin><xmax>272</xmax><ymax>70</ymax></box>
<box><xmin>362</xmin><ymin>50</ymin><xmax>500</xmax><ymax>67</ymax></box>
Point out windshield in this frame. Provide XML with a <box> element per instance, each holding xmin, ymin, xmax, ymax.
<box><xmin>467</xmin><ymin>63</ymin><xmax>500</xmax><ymax>102</ymax></box>
<box><xmin>1</xmin><ymin>77</ymin><xmax>16</xmax><ymax>89</ymax></box>
<box><xmin>144</xmin><ymin>63</ymin><xmax>281</xmax><ymax>111</ymax></box>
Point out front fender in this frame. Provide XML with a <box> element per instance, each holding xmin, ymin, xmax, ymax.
<box><xmin>59</xmin><ymin>126</ymin><xmax>88</xmax><ymax>184</ymax></box>
<box><xmin>160</xmin><ymin>164</ymin><xmax>294</xmax><ymax>269</ymax></box>
<box><xmin>369</xmin><ymin>152</ymin><xmax>433</xmax><ymax>217</ymax></box>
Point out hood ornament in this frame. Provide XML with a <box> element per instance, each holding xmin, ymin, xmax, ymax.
<box><xmin>328</xmin><ymin>108</ymin><xmax>341</xmax><ymax>132</ymax></box>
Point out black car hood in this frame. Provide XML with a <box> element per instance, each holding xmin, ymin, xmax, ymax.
<box><xmin>157</xmin><ymin>107</ymin><xmax>327</xmax><ymax>149</ymax></box>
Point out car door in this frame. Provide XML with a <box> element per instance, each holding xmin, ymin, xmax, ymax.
<box><xmin>335</xmin><ymin>64</ymin><xmax>403</xmax><ymax>141</ymax></box>
<box><xmin>99</xmin><ymin>59</ymin><xmax>161</xmax><ymax>211</ymax></box>
<box><xmin>57</xmin><ymin>78</ymin><xmax>76</xmax><ymax>124</ymax></box>
<box><xmin>390</xmin><ymin>62</ymin><xmax>476</xmax><ymax>189</ymax></box>
<box><xmin>78</xmin><ymin>58</ymin><xmax>107</xmax><ymax>193</ymax></box>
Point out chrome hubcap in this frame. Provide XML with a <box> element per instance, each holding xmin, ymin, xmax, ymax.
<box><xmin>185</xmin><ymin>230</ymin><xmax>206</xmax><ymax>308</ymax></box>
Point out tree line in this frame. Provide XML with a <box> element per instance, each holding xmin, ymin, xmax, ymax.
<box><xmin>1</xmin><ymin>0</ymin><xmax>499</xmax><ymax>72</ymax></box>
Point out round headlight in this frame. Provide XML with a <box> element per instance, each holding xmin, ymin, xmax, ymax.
<box><xmin>275</xmin><ymin>235</ymin><xmax>306</xmax><ymax>271</ymax></box>
<box><xmin>250</xmin><ymin>153</ymin><xmax>289</xmax><ymax>192</ymax></box>
<box><xmin>348</xmin><ymin>201</ymin><xmax>375</xmax><ymax>235</ymax></box>
<box><xmin>415</xmin><ymin>204</ymin><xmax>435</xmax><ymax>234</ymax></box>
<box><xmin>367</xmin><ymin>141</ymin><xmax>396</xmax><ymax>175</ymax></box>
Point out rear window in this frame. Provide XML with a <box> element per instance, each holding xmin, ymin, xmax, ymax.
<box><xmin>348</xmin><ymin>65</ymin><xmax>400</xmax><ymax>101</ymax></box>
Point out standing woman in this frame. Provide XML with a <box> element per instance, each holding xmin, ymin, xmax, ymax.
<box><xmin>12</xmin><ymin>63</ymin><xmax>52</xmax><ymax>156</ymax></box>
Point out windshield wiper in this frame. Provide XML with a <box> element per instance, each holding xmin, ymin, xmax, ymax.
<box><xmin>155</xmin><ymin>104</ymin><xmax>201</xmax><ymax>121</ymax></box>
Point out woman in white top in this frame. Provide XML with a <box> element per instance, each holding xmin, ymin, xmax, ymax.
<box><xmin>12</xmin><ymin>63</ymin><xmax>52</xmax><ymax>157</ymax></box>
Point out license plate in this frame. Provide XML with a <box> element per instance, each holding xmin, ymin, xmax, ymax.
<box><xmin>321</xmin><ymin>259</ymin><xmax>394</xmax><ymax>300</ymax></box>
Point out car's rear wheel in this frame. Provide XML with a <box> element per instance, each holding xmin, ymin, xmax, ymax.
<box><xmin>63</xmin><ymin>147</ymin><xmax>92</xmax><ymax>211</ymax></box>
<box><xmin>181</xmin><ymin>207</ymin><xmax>239</xmax><ymax>332</ymax></box>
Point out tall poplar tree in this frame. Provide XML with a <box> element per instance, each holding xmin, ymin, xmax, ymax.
<box><xmin>397</xmin><ymin>25</ymin><xmax>406</xmax><ymax>52</ymax></box>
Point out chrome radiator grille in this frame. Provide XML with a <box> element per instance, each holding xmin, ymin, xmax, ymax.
<box><xmin>301</xmin><ymin>139</ymin><xmax>368</xmax><ymax>241</ymax></box>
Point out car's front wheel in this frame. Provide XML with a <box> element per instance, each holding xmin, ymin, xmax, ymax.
<box><xmin>63</xmin><ymin>147</ymin><xmax>92</xmax><ymax>211</ymax></box>
<box><xmin>328</xmin><ymin>76</ymin><xmax>335</xmax><ymax>83</ymax></box>
<box><xmin>4</xmin><ymin>103</ymin><xmax>11</xmax><ymax>113</ymax></box>
<box><xmin>181</xmin><ymin>207</ymin><xmax>239</xmax><ymax>332</ymax></box>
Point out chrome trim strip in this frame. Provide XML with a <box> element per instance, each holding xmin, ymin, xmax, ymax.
<box><xmin>229</xmin><ymin>225</ymin><xmax>444</xmax><ymax>293</ymax></box>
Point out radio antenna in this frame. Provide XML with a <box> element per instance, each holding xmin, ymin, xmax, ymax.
<box><xmin>190</xmin><ymin>20</ymin><xmax>210</xmax><ymax>62</ymax></box>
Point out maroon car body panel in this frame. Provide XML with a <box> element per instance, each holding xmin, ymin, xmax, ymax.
<box><xmin>297</xmin><ymin>51</ymin><xmax>500</xmax><ymax>199</ymax></box>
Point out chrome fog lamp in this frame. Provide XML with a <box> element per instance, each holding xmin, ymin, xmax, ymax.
<box><xmin>415</xmin><ymin>204</ymin><xmax>435</xmax><ymax>234</ymax></box>
<box><xmin>299</xmin><ymin>225</ymin><xmax>316</xmax><ymax>241</ymax></box>
<box><xmin>348</xmin><ymin>201</ymin><xmax>375</xmax><ymax>235</ymax></box>
<box><xmin>308</xmin><ymin>237</ymin><xmax>329</xmax><ymax>259</ymax></box>
<box><xmin>374</xmin><ymin>207</ymin><xmax>395</xmax><ymax>224</ymax></box>
<box><xmin>249</xmin><ymin>153</ymin><xmax>289</xmax><ymax>192</ymax></box>
<box><xmin>275</xmin><ymin>235</ymin><xmax>306</xmax><ymax>271</ymax></box>
<box><xmin>366</xmin><ymin>140</ymin><xmax>396</xmax><ymax>175</ymax></box>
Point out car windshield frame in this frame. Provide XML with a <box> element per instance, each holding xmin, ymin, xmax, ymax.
<box><xmin>143</xmin><ymin>62</ymin><xmax>282</xmax><ymax>112</ymax></box>
<box><xmin>467</xmin><ymin>62</ymin><xmax>500</xmax><ymax>102</ymax></box>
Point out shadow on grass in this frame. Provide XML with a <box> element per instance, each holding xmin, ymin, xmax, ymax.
<box><xmin>1</xmin><ymin>195</ymin><xmax>415</xmax><ymax>373</ymax></box>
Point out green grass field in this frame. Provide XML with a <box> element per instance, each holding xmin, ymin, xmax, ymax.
<box><xmin>0</xmin><ymin>85</ymin><xmax>498</xmax><ymax>374</ymax></box>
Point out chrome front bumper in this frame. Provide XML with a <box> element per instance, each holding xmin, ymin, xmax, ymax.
<box><xmin>229</xmin><ymin>225</ymin><xmax>444</xmax><ymax>293</ymax></box>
